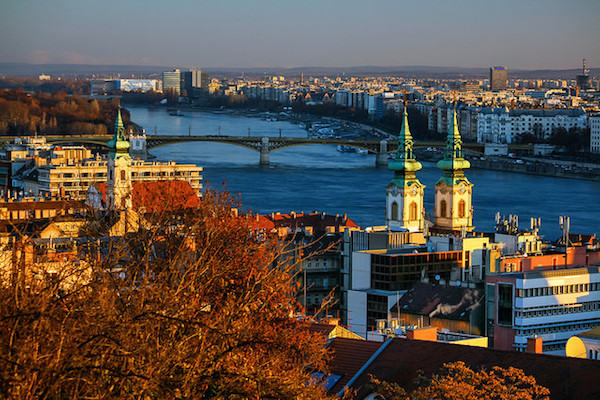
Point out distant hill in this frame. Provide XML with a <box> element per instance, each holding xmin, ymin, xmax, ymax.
<box><xmin>0</xmin><ymin>62</ymin><xmax>597</xmax><ymax>80</ymax></box>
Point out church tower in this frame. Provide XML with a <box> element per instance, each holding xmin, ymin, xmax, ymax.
<box><xmin>106</xmin><ymin>108</ymin><xmax>132</xmax><ymax>210</ymax></box>
<box><xmin>434</xmin><ymin>107</ymin><xmax>474</xmax><ymax>231</ymax></box>
<box><xmin>386</xmin><ymin>104</ymin><xmax>425</xmax><ymax>231</ymax></box>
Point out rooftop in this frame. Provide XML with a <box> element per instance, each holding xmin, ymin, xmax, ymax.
<box><xmin>335</xmin><ymin>337</ymin><xmax>600</xmax><ymax>399</ymax></box>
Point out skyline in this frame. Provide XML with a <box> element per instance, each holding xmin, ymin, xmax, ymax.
<box><xmin>0</xmin><ymin>0</ymin><xmax>598</xmax><ymax>71</ymax></box>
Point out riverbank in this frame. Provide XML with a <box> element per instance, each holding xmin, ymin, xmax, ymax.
<box><xmin>467</xmin><ymin>156</ymin><xmax>600</xmax><ymax>182</ymax></box>
<box><xmin>125</xmin><ymin>104</ymin><xmax>600</xmax><ymax>181</ymax></box>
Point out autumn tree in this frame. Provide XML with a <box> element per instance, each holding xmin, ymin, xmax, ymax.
<box><xmin>0</xmin><ymin>190</ymin><xmax>335</xmax><ymax>399</ymax></box>
<box><xmin>369</xmin><ymin>361</ymin><xmax>550</xmax><ymax>400</ymax></box>
<box><xmin>0</xmin><ymin>89</ymin><xmax>118</xmax><ymax>135</ymax></box>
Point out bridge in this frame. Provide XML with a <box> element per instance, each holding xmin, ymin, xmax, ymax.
<box><xmin>0</xmin><ymin>134</ymin><xmax>534</xmax><ymax>166</ymax></box>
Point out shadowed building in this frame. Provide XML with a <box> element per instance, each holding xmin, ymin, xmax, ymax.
<box><xmin>490</xmin><ymin>66</ymin><xmax>507</xmax><ymax>91</ymax></box>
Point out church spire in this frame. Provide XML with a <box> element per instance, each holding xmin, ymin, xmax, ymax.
<box><xmin>433</xmin><ymin>105</ymin><xmax>474</xmax><ymax>232</ymax></box>
<box><xmin>388</xmin><ymin>103</ymin><xmax>422</xmax><ymax>186</ymax></box>
<box><xmin>436</xmin><ymin>107</ymin><xmax>470</xmax><ymax>184</ymax></box>
<box><xmin>386</xmin><ymin>102</ymin><xmax>425</xmax><ymax>232</ymax></box>
<box><xmin>107</xmin><ymin>108</ymin><xmax>130</xmax><ymax>159</ymax></box>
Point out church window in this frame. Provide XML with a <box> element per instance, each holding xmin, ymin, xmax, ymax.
<box><xmin>458</xmin><ymin>200</ymin><xmax>466</xmax><ymax>218</ymax></box>
<box><xmin>440</xmin><ymin>200</ymin><xmax>447</xmax><ymax>218</ymax></box>
<box><xmin>409</xmin><ymin>202</ymin><xmax>418</xmax><ymax>221</ymax></box>
<box><xmin>120</xmin><ymin>170</ymin><xmax>126</xmax><ymax>181</ymax></box>
<box><xmin>391</xmin><ymin>202</ymin><xmax>398</xmax><ymax>220</ymax></box>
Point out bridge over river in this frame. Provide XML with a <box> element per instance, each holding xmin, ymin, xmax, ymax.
<box><xmin>0</xmin><ymin>135</ymin><xmax>534</xmax><ymax>166</ymax></box>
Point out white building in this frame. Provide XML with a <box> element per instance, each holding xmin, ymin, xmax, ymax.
<box><xmin>590</xmin><ymin>113</ymin><xmax>600</xmax><ymax>154</ymax></box>
<box><xmin>487</xmin><ymin>266</ymin><xmax>600</xmax><ymax>355</ymax></box>
<box><xmin>477</xmin><ymin>108</ymin><xmax>588</xmax><ymax>144</ymax></box>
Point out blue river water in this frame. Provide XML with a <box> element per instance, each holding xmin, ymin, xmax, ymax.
<box><xmin>126</xmin><ymin>105</ymin><xmax>600</xmax><ymax>241</ymax></box>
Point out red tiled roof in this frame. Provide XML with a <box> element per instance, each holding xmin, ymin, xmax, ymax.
<box><xmin>327</xmin><ymin>338</ymin><xmax>383</xmax><ymax>395</ymax></box>
<box><xmin>307</xmin><ymin>323</ymin><xmax>337</xmax><ymax>338</ymax></box>
<box><xmin>249</xmin><ymin>215</ymin><xmax>275</xmax><ymax>230</ymax></box>
<box><xmin>345</xmin><ymin>337</ymin><xmax>600</xmax><ymax>400</ymax></box>
<box><xmin>131</xmin><ymin>180</ymin><xmax>199</xmax><ymax>212</ymax></box>
<box><xmin>0</xmin><ymin>199</ymin><xmax>85</xmax><ymax>211</ymax></box>
<box><xmin>266</xmin><ymin>212</ymin><xmax>359</xmax><ymax>232</ymax></box>
<box><xmin>94</xmin><ymin>181</ymin><xmax>200</xmax><ymax>213</ymax></box>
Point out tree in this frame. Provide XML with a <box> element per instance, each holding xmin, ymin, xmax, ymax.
<box><xmin>549</xmin><ymin>126</ymin><xmax>590</xmax><ymax>155</ymax></box>
<box><xmin>0</xmin><ymin>190</ymin><xmax>335</xmax><ymax>399</ymax></box>
<box><xmin>369</xmin><ymin>361</ymin><xmax>550</xmax><ymax>400</ymax></box>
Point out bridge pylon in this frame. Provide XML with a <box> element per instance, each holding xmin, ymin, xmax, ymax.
<box><xmin>376</xmin><ymin>140</ymin><xmax>388</xmax><ymax>166</ymax></box>
<box><xmin>260</xmin><ymin>137</ymin><xmax>270</xmax><ymax>166</ymax></box>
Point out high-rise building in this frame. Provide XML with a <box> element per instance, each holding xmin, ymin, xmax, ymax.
<box><xmin>576</xmin><ymin>58</ymin><xmax>590</xmax><ymax>90</ymax></box>
<box><xmin>489</xmin><ymin>66</ymin><xmax>508</xmax><ymax>91</ymax></box>
<box><xmin>162</xmin><ymin>69</ymin><xmax>181</xmax><ymax>95</ymax></box>
<box><xmin>179</xmin><ymin>71</ymin><xmax>193</xmax><ymax>98</ymax></box>
<box><xmin>190</xmin><ymin>68</ymin><xmax>210</xmax><ymax>91</ymax></box>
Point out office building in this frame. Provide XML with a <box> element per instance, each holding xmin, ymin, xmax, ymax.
<box><xmin>576</xmin><ymin>58</ymin><xmax>590</xmax><ymax>90</ymax></box>
<box><xmin>162</xmin><ymin>69</ymin><xmax>182</xmax><ymax>95</ymax></box>
<box><xmin>490</xmin><ymin>66</ymin><xmax>508</xmax><ymax>91</ymax></box>
<box><xmin>180</xmin><ymin>71</ymin><xmax>193</xmax><ymax>97</ymax></box>
<box><xmin>486</xmin><ymin>266</ymin><xmax>600</xmax><ymax>355</ymax></box>
<box><xmin>191</xmin><ymin>68</ymin><xmax>210</xmax><ymax>92</ymax></box>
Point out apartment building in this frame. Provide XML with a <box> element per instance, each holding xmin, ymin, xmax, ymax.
<box><xmin>590</xmin><ymin>113</ymin><xmax>600</xmax><ymax>153</ymax></box>
<box><xmin>34</xmin><ymin>158</ymin><xmax>202</xmax><ymax>199</ymax></box>
<box><xmin>477</xmin><ymin>107</ymin><xmax>588</xmax><ymax>144</ymax></box>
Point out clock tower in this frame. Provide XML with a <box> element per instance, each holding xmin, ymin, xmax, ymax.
<box><xmin>434</xmin><ymin>108</ymin><xmax>474</xmax><ymax>232</ymax></box>
<box><xmin>386</xmin><ymin>104</ymin><xmax>425</xmax><ymax>231</ymax></box>
<box><xmin>106</xmin><ymin>108</ymin><xmax>133</xmax><ymax>211</ymax></box>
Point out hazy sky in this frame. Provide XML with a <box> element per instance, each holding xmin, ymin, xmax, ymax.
<box><xmin>1</xmin><ymin>0</ymin><xmax>598</xmax><ymax>70</ymax></box>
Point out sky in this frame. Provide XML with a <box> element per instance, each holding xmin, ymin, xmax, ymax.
<box><xmin>0</xmin><ymin>0</ymin><xmax>598</xmax><ymax>70</ymax></box>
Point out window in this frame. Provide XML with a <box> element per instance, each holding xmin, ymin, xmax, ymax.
<box><xmin>458</xmin><ymin>200</ymin><xmax>466</xmax><ymax>218</ymax></box>
<box><xmin>440</xmin><ymin>200</ymin><xmax>447</xmax><ymax>218</ymax></box>
<box><xmin>409</xmin><ymin>202</ymin><xmax>418</xmax><ymax>221</ymax></box>
<box><xmin>391</xmin><ymin>202</ymin><xmax>398</xmax><ymax>220</ymax></box>
<box><xmin>498</xmin><ymin>284</ymin><xmax>513</xmax><ymax>326</ymax></box>
<box><xmin>120</xmin><ymin>170</ymin><xmax>126</xmax><ymax>181</ymax></box>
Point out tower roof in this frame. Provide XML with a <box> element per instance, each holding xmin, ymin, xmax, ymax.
<box><xmin>107</xmin><ymin>108</ymin><xmax>130</xmax><ymax>159</ymax></box>
<box><xmin>436</xmin><ymin>108</ymin><xmax>470</xmax><ymax>184</ymax></box>
<box><xmin>388</xmin><ymin>104</ymin><xmax>423</xmax><ymax>187</ymax></box>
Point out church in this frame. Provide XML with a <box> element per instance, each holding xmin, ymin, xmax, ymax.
<box><xmin>386</xmin><ymin>103</ymin><xmax>474</xmax><ymax>233</ymax></box>
<box><xmin>87</xmin><ymin>109</ymin><xmax>202</xmax><ymax>234</ymax></box>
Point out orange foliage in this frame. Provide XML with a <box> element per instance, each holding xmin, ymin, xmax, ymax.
<box><xmin>369</xmin><ymin>361</ymin><xmax>550</xmax><ymax>400</ymax></box>
<box><xmin>0</xmin><ymin>88</ymin><xmax>124</xmax><ymax>135</ymax></box>
<box><xmin>0</xmin><ymin>190</ymin><xmax>335</xmax><ymax>399</ymax></box>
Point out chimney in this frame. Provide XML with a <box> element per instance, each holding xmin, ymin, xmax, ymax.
<box><xmin>527</xmin><ymin>336</ymin><xmax>543</xmax><ymax>354</ymax></box>
<box><xmin>406</xmin><ymin>326</ymin><xmax>438</xmax><ymax>342</ymax></box>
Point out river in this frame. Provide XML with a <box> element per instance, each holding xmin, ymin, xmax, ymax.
<box><xmin>126</xmin><ymin>105</ymin><xmax>600</xmax><ymax>241</ymax></box>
